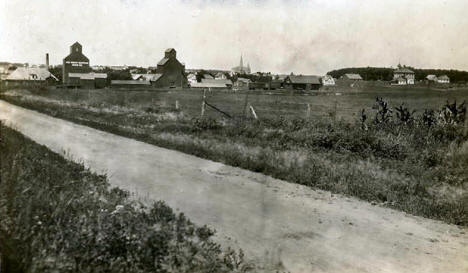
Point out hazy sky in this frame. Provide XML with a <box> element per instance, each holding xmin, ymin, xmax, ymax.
<box><xmin>1</xmin><ymin>0</ymin><xmax>467</xmax><ymax>74</ymax></box>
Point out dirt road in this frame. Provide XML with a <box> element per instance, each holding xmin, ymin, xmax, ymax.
<box><xmin>1</xmin><ymin>100</ymin><xmax>467</xmax><ymax>272</ymax></box>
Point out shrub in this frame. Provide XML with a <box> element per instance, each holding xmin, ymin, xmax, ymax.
<box><xmin>191</xmin><ymin>117</ymin><xmax>222</xmax><ymax>132</ymax></box>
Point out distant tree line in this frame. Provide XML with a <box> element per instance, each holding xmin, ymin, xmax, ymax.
<box><xmin>327</xmin><ymin>66</ymin><xmax>468</xmax><ymax>83</ymax></box>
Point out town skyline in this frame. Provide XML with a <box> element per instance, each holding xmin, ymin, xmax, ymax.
<box><xmin>1</xmin><ymin>0</ymin><xmax>468</xmax><ymax>75</ymax></box>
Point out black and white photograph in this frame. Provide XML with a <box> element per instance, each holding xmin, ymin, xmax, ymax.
<box><xmin>0</xmin><ymin>0</ymin><xmax>467</xmax><ymax>272</ymax></box>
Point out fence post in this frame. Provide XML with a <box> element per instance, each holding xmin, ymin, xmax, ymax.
<box><xmin>334</xmin><ymin>100</ymin><xmax>338</xmax><ymax>122</ymax></box>
<box><xmin>175</xmin><ymin>100</ymin><xmax>179</xmax><ymax>110</ymax></box>
<box><xmin>201</xmin><ymin>89</ymin><xmax>206</xmax><ymax>117</ymax></box>
<box><xmin>250</xmin><ymin>105</ymin><xmax>258</xmax><ymax>119</ymax></box>
<box><xmin>242</xmin><ymin>92</ymin><xmax>250</xmax><ymax>119</ymax></box>
<box><xmin>306</xmin><ymin>103</ymin><xmax>311</xmax><ymax>118</ymax></box>
<box><xmin>464</xmin><ymin>109</ymin><xmax>468</xmax><ymax>137</ymax></box>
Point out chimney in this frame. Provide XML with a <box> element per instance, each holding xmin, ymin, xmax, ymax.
<box><xmin>46</xmin><ymin>53</ymin><xmax>49</xmax><ymax>69</ymax></box>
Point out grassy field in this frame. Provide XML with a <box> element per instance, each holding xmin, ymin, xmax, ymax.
<box><xmin>1</xmin><ymin>87</ymin><xmax>468</xmax><ymax>227</ymax></box>
<box><xmin>0</xmin><ymin>122</ymin><xmax>251</xmax><ymax>273</ymax></box>
<box><xmin>9</xmin><ymin>86</ymin><xmax>468</xmax><ymax>121</ymax></box>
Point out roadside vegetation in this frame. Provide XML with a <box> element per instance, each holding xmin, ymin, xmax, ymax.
<box><xmin>0</xmin><ymin>122</ymin><xmax>252</xmax><ymax>273</ymax></box>
<box><xmin>1</xmin><ymin>88</ymin><xmax>467</xmax><ymax>226</ymax></box>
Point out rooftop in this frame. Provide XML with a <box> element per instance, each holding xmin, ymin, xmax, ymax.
<box><xmin>287</xmin><ymin>75</ymin><xmax>321</xmax><ymax>84</ymax></box>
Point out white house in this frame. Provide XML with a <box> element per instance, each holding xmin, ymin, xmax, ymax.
<box><xmin>393</xmin><ymin>68</ymin><xmax>415</xmax><ymax>85</ymax></box>
<box><xmin>437</xmin><ymin>75</ymin><xmax>450</xmax><ymax>84</ymax></box>
<box><xmin>215</xmin><ymin>72</ymin><xmax>227</xmax><ymax>80</ymax></box>
<box><xmin>186</xmin><ymin>72</ymin><xmax>198</xmax><ymax>84</ymax></box>
<box><xmin>321</xmin><ymin>75</ymin><xmax>336</xmax><ymax>86</ymax></box>
<box><xmin>426</xmin><ymin>75</ymin><xmax>437</xmax><ymax>81</ymax></box>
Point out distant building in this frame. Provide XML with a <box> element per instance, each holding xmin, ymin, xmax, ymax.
<box><xmin>186</xmin><ymin>73</ymin><xmax>198</xmax><ymax>84</ymax></box>
<box><xmin>321</xmin><ymin>75</ymin><xmax>336</xmax><ymax>86</ymax></box>
<box><xmin>131</xmin><ymin>73</ymin><xmax>162</xmax><ymax>82</ymax></box>
<box><xmin>233</xmin><ymin>77</ymin><xmax>251</xmax><ymax>91</ymax></box>
<box><xmin>3</xmin><ymin>67</ymin><xmax>58</xmax><ymax>88</ymax></box>
<box><xmin>426</xmin><ymin>74</ymin><xmax>438</xmax><ymax>81</ymax></box>
<box><xmin>108</xmin><ymin>65</ymin><xmax>128</xmax><ymax>71</ymax></box>
<box><xmin>231</xmin><ymin>55</ymin><xmax>251</xmax><ymax>75</ymax></box>
<box><xmin>190</xmin><ymin>78</ymin><xmax>232</xmax><ymax>89</ymax></box>
<box><xmin>250</xmin><ymin>75</ymin><xmax>272</xmax><ymax>90</ymax></box>
<box><xmin>393</xmin><ymin>68</ymin><xmax>415</xmax><ymax>85</ymax></box>
<box><xmin>203</xmin><ymin>74</ymin><xmax>214</xmax><ymax>80</ymax></box>
<box><xmin>341</xmin><ymin>74</ymin><xmax>363</xmax><ymax>81</ymax></box>
<box><xmin>111</xmin><ymin>80</ymin><xmax>151</xmax><ymax>88</ymax></box>
<box><xmin>62</xmin><ymin>42</ymin><xmax>92</xmax><ymax>85</ymax></box>
<box><xmin>284</xmin><ymin>75</ymin><xmax>321</xmax><ymax>90</ymax></box>
<box><xmin>437</xmin><ymin>75</ymin><xmax>450</xmax><ymax>84</ymax></box>
<box><xmin>151</xmin><ymin>48</ymin><xmax>187</xmax><ymax>88</ymax></box>
<box><xmin>215</xmin><ymin>72</ymin><xmax>227</xmax><ymax>80</ymax></box>
<box><xmin>393</xmin><ymin>75</ymin><xmax>407</xmax><ymax>85</ymax></box>
<box><xmin>68</xmin><ymin>72</ymin><xmax>107</xmax><ymax>89</ymax></box>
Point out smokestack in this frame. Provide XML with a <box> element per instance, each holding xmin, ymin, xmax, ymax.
<box><xmin>46</xmin><ymin>53</ymin><xmax>49</xmax><ymax>69</ymax></box>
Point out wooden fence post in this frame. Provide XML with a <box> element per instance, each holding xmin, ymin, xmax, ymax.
<box><xmin>242</xmin><ymin>92</ymin><xmax>250</xmax><ymax>119</ymax></box>
<box><xmin>334</xmin><ymin>100</ymin><xmax>338</xmax><ymax>122</ymax></box>
<box><xmin>250</xmin><ymin>105</ymin><xmax>258</xmax><ymax>119</ymax></box>
<box><xmin>306</xmin><ymin>103</ymin><xmax>311</xmax><ymax>118</ymax></box>
<box><xmin>201</xmin><ymin>89</ymin><xmax>206</xmax><ymax>117</ymax></box>
<box><xmin>464</xmin><ymin>109</ymin><xmax>468</xmax><ymax>137</ymax></box>
<box><xmin>175</xmin><ymin>100</ymin><xmax>179</xmax><ymax>110</ymax></box>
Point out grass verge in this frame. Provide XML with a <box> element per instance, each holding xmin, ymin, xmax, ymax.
<box><xmin>0</xmin><ymin>122</ymin><xmax>252</xmax><ymax>273</ymax></box>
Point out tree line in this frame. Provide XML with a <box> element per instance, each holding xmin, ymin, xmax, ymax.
<box><xmin>327</xmin><ymin>66</ymin><xmax>468</xmax><ymax>83</ymax></box>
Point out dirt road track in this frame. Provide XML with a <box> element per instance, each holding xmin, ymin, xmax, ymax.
<box><xmin>1</xmin><ymin>100</ymin><xmax>467</xmax><ymax>272</ymax></box>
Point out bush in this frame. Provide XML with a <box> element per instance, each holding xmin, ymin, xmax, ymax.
<box><xmin>191</xmin><ymin>117</ymin><xmax>222</xmax><ymax>132</ymax></box>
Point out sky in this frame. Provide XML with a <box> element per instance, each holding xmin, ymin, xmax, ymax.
<box><xmin>1</xmin><ymin>0</ymin><xmax>467</xmax><ymax>75</ymax></box>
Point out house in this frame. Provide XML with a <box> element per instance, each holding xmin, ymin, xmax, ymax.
<box><xmin>190</xmin><ymin>78</ymin><xmax>232</xmax><ymax>89</ymax></box>
<box><xmin>215</xmin><ymin>72</ymin><xmax>227</xmax><ymax>79</ymax></box>
<box><xmin>426</xmin><ymin>75</ymin><xmax>438</xmax><ymax>81</ymax></box>
<box><xmin>437</xmin><ymin>75</ymin><xmax>450</xmax><ymax>84</ymax></box>
<box><xmin>340</xmin><ymin>74</ymin><xmax>363</xmax><ymax>81</ymax></box>
<box><xmin>3</xmin><ymin>67</ymin><xmax>58</xmax><ymax>88</ymax></box>
<box><xmin>321</xmin><ymin>75</ymin><xmax>336</xmax><ymax>86</ymax></box>
<box><xmin>250</xmin><ymin>75</ymin><xmax>272</xmax><ymax>90</ymax></box>
<box><xmin>270</xmin><ymin>79</ymin><xmax>284</xmax><ymax>90</ymax></box>
<box><xmin>233</xmin><ymin>78</ymin><xmax>251</xmax><ymax>91</ymax></box>
<box><xmin>131</xmin><ymin>73</ymin><xmax>162</xmax><ymax>83</ymax></box>
<box><xmin>393</xmin><ymin>68</ymin><xmax>415</xmax><ymax>85</ymax></box>
<box><xmin>68</xmin><ymin>72</ymin><xmax>108</xmax><ymax>88</ymax></box>
<box><xmin>393</xmin><ymin>75</ymin><xmax>408</xmax><ymax>85</ymax></box>
<box><xmin>151</xmin><ymin>48</ymin><xmax>187</xmax><ymax>88</ymax></box>
<box><xmin>284</xmin><ymin>75</ymin><xmax>321</xmax><ymax>90</ymax></box>
<box><xmin>186</xmin><ymin>72</ymin><xmax>198</xmax><ymax>84</ymax></box>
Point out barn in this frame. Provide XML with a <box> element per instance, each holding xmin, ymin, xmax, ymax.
<box><xmin>284</xmin><ymin>75</ymin><xmax>321</xmax><ymax>90</ymax></box>
<box><xmin>3</xmin><ymin>67</ymin><xmax>58</xmax><ymax>88</ymax></box>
